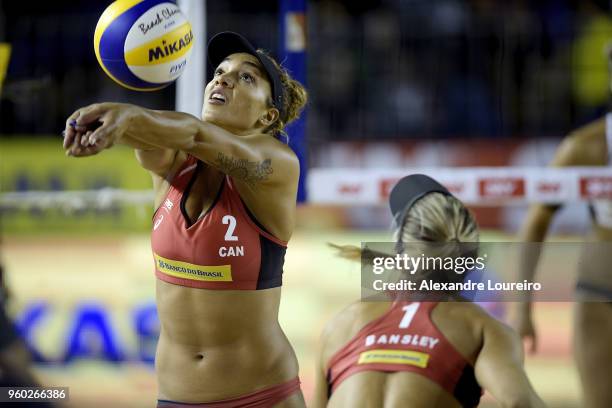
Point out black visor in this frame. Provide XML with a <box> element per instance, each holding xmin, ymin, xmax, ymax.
<box><xmin>389</xmin><ymin>174</ymin><xmax>453</xmax><ymax>220</ymax></box>
<box><xmin>207</xmin><ymin>31</ymin><xmax>285</xmax><ymax>119</ymax></box>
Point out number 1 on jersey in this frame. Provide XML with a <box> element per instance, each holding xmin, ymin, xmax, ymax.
<box><xmin>399</xmin><ymin>302</ymin><xmax>420</xmax><ymax>329</ymax></box>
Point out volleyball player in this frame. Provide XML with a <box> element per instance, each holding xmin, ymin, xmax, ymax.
<box><xmin>511</xmin><ymin>59</ymin><xmax>612</xmax><ymax>406</ymax></box>
<box><xmin>312</xmin><ymin>175</ymin><xmax>546</xmax><ymax>408</ymax></box>
<box><xmin>0</xmin><ymin>262</ymin><xmax>36</xmax><ymax>387</ymax></box>
<box><xmin>63</xmin><ymin>32</ymin><xmax>307</xmax><ymax>407</ymax></box>
<box><xmin>0</xmin><ymin>261</ymin><xmax>56</xmax><ymax>407</ymax></box>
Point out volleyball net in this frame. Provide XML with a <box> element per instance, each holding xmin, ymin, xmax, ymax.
<box><xmin>3</xmin><ymin>166</ymin><xmax>612</xmax><ymax>210</ymax></box>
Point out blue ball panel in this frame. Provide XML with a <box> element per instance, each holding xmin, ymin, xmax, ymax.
<box><xmin>100</xmin><ymin>59</ymin><xmax>173</xmax><ymax>89</ymax></box>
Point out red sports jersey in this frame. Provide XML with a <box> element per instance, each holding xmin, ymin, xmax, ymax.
<box><xmin>151</xmin><ymin>155</ymin><xmax>287</xmax><ymax>290</ymax></box>
<box><xmin>326</xmin><ymin>301</ymin><xmax>482</xmax><ymax>407</ymax></box>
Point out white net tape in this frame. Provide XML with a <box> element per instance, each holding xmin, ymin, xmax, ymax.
<box><xmin>0</xmin><ymin>188</ymin><xmax>154</xmax><ymax>212</ymax></box>
<box><xmin>2</xmin><ymin>167</ymin><xmax>612</xmax><ymax>210</ymax></box>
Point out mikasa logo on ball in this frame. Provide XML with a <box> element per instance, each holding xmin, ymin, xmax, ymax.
<box><xmin>148</xmin><ymin>31</ymin><xmax>193</xmax><ymax>62</ymax></box>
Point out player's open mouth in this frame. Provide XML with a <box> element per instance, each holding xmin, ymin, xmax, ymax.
<box><xmin>209</xmin><ymin>91</ymin><xmax>226</xmax><ymax>105</ymax></box>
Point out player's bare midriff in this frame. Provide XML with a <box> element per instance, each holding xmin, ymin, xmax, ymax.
<box><xmin>155</xmin><ymin>281</ymin><xmax>299</xmax><ymax>402</ymax></box>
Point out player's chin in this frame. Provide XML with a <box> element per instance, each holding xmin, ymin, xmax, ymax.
<box><xmin>202</xmin><ymin>110</ymin><xmax>235</xmax><ymax>128</ymax></box>
<box><xmin>202</xmin><ymin>105</ymin><xmax>222</xmax><ymax>119</ymax></box>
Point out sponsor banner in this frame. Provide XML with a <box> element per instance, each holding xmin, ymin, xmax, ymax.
<box><xmin>0</xmin><ymin>139</ymin><xmax>154</xmax><ymax>233</ymax></box>
<box><xmin>308</xmin><ymin>167</ymin><xmax>612</xmax><ymax>205</ymax></box>
<box><xmin>12</xmin><ymin>300</ymin><xmax>159</xmax><ymax>364</ymax></box>
<box><xmin>358</xmin><ymin>349</ymin><xmax>429</xmax><ymax>368</ymax></box>
<box><xmin>579</xmin><ymin>176</ymin><xmax>612</xmax><ymax>199</ymax></box>
<box><xmin>154</xmin><ymin>253</ymin><xmax>232</xmax><ymax>282</ymax></box>
<box><xmin>477</xmin><ymin>177</ymin><xmax>525</xmax><ymax>200</ymax></box>
<box><xmin>360</xmin><ymin>242</ymin><xmax>612</xmax><ymax>302</ymax></box>
<box><xmin>0</xmin><ymin>42</ymin><xmax>10</xmax><ymax>93</ymax></box>
<box><xmin>528</xmin><ymin>173</ymin><xmax>571</xmax><ymax>202</ymax></box>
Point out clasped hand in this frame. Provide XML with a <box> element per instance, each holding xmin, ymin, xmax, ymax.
<box><xmin>63</xmin><ymin>102</ymin><xmax>134</xmax><ymax>157</ymax></box>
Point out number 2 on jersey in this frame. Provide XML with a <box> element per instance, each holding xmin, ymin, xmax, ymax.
<box><xmin>399</xmin><ymin>302</ymin><xmax>420</xmax><ymax>329</ymax></box>
<box><xmin>222</xmin><ymin>215</ymin><xmax>238</xmax><ymax>241</ymax></box>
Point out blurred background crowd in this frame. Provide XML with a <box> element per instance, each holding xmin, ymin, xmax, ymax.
<box><xmin>3</xmin><ymin>0</ymin><xmax>612</xmax><ymax>140</ymax></box>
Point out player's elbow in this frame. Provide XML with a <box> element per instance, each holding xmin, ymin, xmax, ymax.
<box><xmin>135</xmin><ymin>149</ymin><xmax>177</xmax><ymax>177</ymax></box>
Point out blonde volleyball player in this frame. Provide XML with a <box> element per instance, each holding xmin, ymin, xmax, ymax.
<box><xmin>512</xmin><ymin>61</ymin><xmax>612</xmax><ymax>406</ymax></box>
<box><xmin>62</xmin><ymin>32</ymin><xmax>307</xmax><ymax>407</ymax></box>
<box><xmin>312</xmin><ymin>175</ymin><xmax>545</xmax><ymax>408</ymax></box>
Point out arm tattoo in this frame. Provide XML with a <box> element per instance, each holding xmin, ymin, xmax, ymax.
<box><xmin>215</xmin><ymin>152</ymin><xmax>273</xmax><ymax>187</ymax></box>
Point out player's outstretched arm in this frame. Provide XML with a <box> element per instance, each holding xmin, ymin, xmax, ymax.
<box><xmin>62</xmin><ymin>103</ymin><xmax>298</xmax><ymax>189</ymax></box>
<box><xmin>474</xmin><ymin>318</ymin><xmax>546</xmax><ymax>408</ymax></box>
